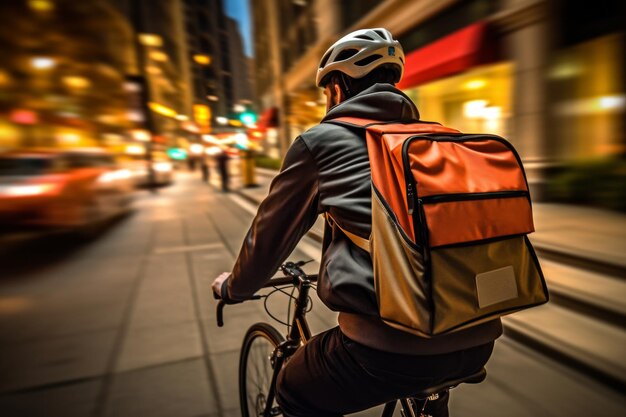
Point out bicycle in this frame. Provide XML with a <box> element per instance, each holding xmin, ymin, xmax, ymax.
<box><xmin>216</xmin><ymin>260</ymin><xmax>487</xmax><ymax>417</ymax></box>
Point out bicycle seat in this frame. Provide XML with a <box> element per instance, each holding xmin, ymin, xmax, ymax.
<box><xmin>413</xmin><ymin>368</ymin><xmax>487</xmax><ymax>399</ymax></box>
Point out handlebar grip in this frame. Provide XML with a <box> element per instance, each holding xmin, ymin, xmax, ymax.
<box><xmin>216</xmin><ymin>300</ymin><xmax>226</xmax><ymax>327</ymax></box>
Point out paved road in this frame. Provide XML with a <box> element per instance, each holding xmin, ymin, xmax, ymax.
<box><xmin>0</xmin><ymin>172</ymin><xmax>624</xmax><ymax>417</ymax></box>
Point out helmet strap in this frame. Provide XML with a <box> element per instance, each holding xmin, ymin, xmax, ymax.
<box><xmin>338</xmin><ymin>72</ymin><xmax>352</xmax><ymax>98</ymax></box>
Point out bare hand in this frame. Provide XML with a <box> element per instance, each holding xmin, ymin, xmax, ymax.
<box><xmin>212</xmin><ymin>272</ymin><xmax>231</xmax><ymax>299</ymax></box>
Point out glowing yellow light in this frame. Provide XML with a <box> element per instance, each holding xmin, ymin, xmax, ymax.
<box><xmin>149</xmin><ymin>102</ymin><xmax>177</xmax><ymax>118</ymax></box>
<box><xmin>150</xmin><ymin>51</ymin><xmax>168</xmax><ymax>62</ymax></box>
<box><xmin>229</xmin><ymin>120</ymin><xmax>243</xmax><ymax>127</ymax></box>
<box><xmin>126</xmin><ymin>144</ymin><xmax>145</xmax><ymax>155</ymax></box>
<box><xmin>598</xmin><ymin>95</ymin><xmax>625</xmax><ymax>110</ymax></box>
<box><xmin>482</xmin><ymin>106</ymin><xmax>502</xmax><ymax>120</ymax></box>
<box><xmin>31</xmin><ymin>57</ymin><xmax>55</xmax><ymax>70</ymax></box>
<box><xmin>97</xmin><ymin>114</ymin><xmax>117</xmax><ymax>124</ymax></box>
<box><xmin>56</xmin><ymin>132</ymin><xmax>80</xmax><ymax>144</ymax></box>
<box><xmin>193</xmin><ymin>54</ymin><xmax>212</xmax><ymax>65</ymax></box>
<box><xmin>28</xmin><ymin>0</ymin><xmax>54</xmax><ymax>12</ymax></box>
<box><xmin>549</xmin><ymin>63</ymin><xmax>581</xmax><ymax>79</ymax></box>
<box><xmin>205</xmin><ymin>146</ymin><xmax>221</xmax><ymax>155</ymax></box>
<box><xmin>464</xmin><ymin>79</ymin><xmax>486</xmax><ymax>90</ymax></box>
<box><xmin>146</xmin><ymin>66</ymin><xmax>161</xmax><ymax>75</ymax></box>
<box><xmin>139</xmin><ymin>33</ymin><xmax>163</xmax><ymax>47</ymax></box>
<box><xmin>193</xmin><ymin>104</ymin><xmax>211</xmax><ymax>127</ymax></box>
<box><xmin>463</xmin><ymin>100</ymin><xmax>488</xmax><ymax>118</ymax></box>
<box><xmin>0</xmin><ymin>70</ymin><xmax>10</xmax><ymax>86</ymax></box>
<box><xmin>63</xmin><ymin>76</ymin><xmax>90</xmax><ymax>89</ymax></box>
<box><xmin>131</xmin><ymin>129</ymin><xmax>151</xmax><ymax>142</ymax></box>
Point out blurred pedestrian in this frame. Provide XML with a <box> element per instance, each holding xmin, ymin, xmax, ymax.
<box><xmin>201</xmin><ymin>157</ymin><xmax>210</xmax><ymax>183</ymax></box>
<box><xmin>216</xmin><ymin>149</ymin><xmax>230</xmax><ymax>192</ymax></box>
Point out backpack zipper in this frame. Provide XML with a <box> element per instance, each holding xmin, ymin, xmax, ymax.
<box><xmin>406</xmin><ymin>182</ymin><xmax>415</xmax><ymax>214</ymax></box>
<box><xmin>421</xmin><ymin>190</ymin><xmax>529</xmax><ymax>204</ymax></box>
<box><xmin>401</xmin><ymin>138</ymin><xmax>421</xmax><ymax>244</ymax></box>
<box><xmin>401</xmin><ymin>134</ymin><xmax>530</xmax><ymax>246</ymax></box>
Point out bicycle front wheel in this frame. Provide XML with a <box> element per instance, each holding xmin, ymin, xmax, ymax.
<box><xmin>240</xmin><ymin>323</ymin><xmax>285</xmax><ymax>417</ymax></box>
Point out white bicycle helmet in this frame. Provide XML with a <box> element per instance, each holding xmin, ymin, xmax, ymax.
<box><xmin>316</xmin><ymin>28</ymin><xmax>404</xmax><ymax>87</ymax></box>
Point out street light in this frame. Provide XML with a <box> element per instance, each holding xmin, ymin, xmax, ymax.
<box><xmin>62</xmin><ymin>76</ymin><xmax>90</xmax><ymax>89</ymax></box>
<box><xmin>150</xmin><ymin>51</ymin><xmax>168</xmax><ymax>62</ymax></box>
<box><xmin>31</xmin><ymin>57</ymin><xmax>55</xmax><ymax>70</ymax></box>
<box><xmin>148</xmin><ymin>102</ymin><xmax>177</xmax><ymax>118</ymax></box>
<box><xmin>138</xmin><ymin>33</ymin><xmax>163</xmax><ymax>47</ymax></box>
<box><xmin>193</xmin><ymin>54</ymin><xmax>212</xmax><ymax>65</ymax></box>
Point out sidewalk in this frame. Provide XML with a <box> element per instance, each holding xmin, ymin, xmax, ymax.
<box><xmin>232</xmin><ymin>167</ymin><xmax>626</xmax><ymax>271</ymax></box>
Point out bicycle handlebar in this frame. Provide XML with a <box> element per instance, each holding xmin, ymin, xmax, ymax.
<box><xmin>215</xmin><ymin>273</ymin><xmax>318</xmax><ymax>327</ymax></box>
<box><xmin>216</xmin><ymin>300</ymin><xmax>226</xmax><ymax>327</ymax></box>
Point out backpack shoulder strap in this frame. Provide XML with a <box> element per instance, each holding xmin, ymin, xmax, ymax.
<box><xmin>324</xmin><ymin>117</ymin><xmax>455</xmax><ymax>135</ymax></box>
<box><xmin>324</xmin><ymin>213</ymin><xmax>370</xmax><ymax>253</ymax></box>
<box><xmin>323</xmin><ymin>117</ymin><xmax>404</xmax><ymax>128</ymax></box>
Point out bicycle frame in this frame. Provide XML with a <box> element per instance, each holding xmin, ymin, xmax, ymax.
<box><xmin>216</xmin><ymin>265</ymin><xmax>425</xmax><ymax>417</ymax></box>
<box><xmin>267</xmin><ymin>274</ymin><xmax>315</xmax><ymax>416</ymax></box>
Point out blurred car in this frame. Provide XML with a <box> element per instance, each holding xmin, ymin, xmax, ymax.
<box><xmin>119</xmin><ymin>152</ymin><xmax>174</xmax><ymax>187</ymax></box>
<box><xmin>0</xmin><ymin>149</ymin><xmax>133</xmax><ymax>230</ymax></box>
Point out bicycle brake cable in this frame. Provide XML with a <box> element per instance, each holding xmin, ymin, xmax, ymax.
<box><xmin>263</xmin><ymin>285</ymin><xmax>297</xmax><ymax>327</ymax></box>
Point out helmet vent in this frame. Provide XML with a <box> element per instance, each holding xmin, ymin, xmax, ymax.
<box><xmin>354</xmin><ymin>34</ymin><xmax>373</xmax><ymax>40</ymax></box>
<box><xmin>355</xmin><ymin>54</ymin><xmax>382</xmax><ymax>66</ymax></box>
<box><xmin>334</xmin><ymin>49</ymin><xmax>359</xmax><ymax>62</ymax></box>
<box><xmin>319</xmin><ymin>50</ymin><xmax>332</xmax><ymax>68</ymax></box>
<box><xmin>374</xmin><ymin>29</ymin><xmax>386</xmax><ymax>39</ymax></box>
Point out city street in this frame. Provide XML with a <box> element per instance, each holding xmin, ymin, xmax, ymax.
<box><xmin>0</xmin><ymin>171</ymin><xmax>625</xmax><ymax>417</ymax></box>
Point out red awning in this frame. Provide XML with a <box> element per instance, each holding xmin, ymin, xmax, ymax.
<box><xmin>257</xmin><ymin>107</ymin><xmax>278</xmax><ymax>131</ymax></box>
<box><xmin>397</xmin><ymin>22</ymin><xmax>495</xmax><ymax>90</ymax></box>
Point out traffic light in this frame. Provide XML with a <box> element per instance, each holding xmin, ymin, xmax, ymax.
<box><xmin>239</xmin><ymin>111</ymin><xmax>257</xmax><ymax>126</ymax></box>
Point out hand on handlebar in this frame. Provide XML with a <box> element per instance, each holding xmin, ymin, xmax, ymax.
<box><xmin>212</xmin><ymin>272</ymin><xmax>241</xmax><ymax>305</ymax></box>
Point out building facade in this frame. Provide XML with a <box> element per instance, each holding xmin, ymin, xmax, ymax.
<box><xmin>184</xmin><ymin>0</ymin><xmax>253</xmax><ymax>134</ymax></box>
<box><xmin>0</xmin><ymin>0</ymin><xmax>138</xmax><ymax>150</ymax></box>
<box><xmin>250</xmin><ymin>0</ymin><xmax>625</xmax><ymax>197</ymax></box>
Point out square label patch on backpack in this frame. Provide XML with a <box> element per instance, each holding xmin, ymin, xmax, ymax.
<box><xmin>475</xmin><ymin>266</ymin><xmax>518</xmax><ymax>309</ymax></box>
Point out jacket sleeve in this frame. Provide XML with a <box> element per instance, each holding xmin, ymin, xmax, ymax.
<box><xmin>227</xmin><ymin>136</ymin><xmax>320</xmax><ymax>300</ymax></box>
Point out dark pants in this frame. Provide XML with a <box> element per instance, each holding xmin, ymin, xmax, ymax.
<box><xmin>276</xmin><ymin>326</ymin><xmax>494</xmax><ymax>417</ymax></box>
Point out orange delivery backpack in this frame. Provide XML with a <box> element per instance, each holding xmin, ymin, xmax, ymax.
<box><xmin>325</xmin><ymin>117</ymin><xmax>549</xmax><ymax>338</ymax></box>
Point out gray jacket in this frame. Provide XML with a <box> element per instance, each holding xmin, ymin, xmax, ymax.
<box><xmin>227</xmin><ymin>84</ymin><xmax>502</xmax><ymax>354</ymax></box>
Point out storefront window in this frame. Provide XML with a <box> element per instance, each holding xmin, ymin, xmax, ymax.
<box><xmin>547</xmin><ymin>33</ymin><xmax>624</xmax><ymax>159</ymax></box>
<box><xmin>404</xmin><ymin>62</ymin><xmax>513</xmax><ymax>138</ymax></box>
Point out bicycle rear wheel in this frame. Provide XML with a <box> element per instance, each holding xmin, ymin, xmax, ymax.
<box><xmin>240</xmin><ymin>323</ymin><xmax>285</xmax><ymax>417</ymax></box>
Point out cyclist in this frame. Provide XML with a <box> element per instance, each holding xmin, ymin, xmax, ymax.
<box><xmin>212</xmin><ymin>28</ymin><xmax>502</xmax><ymax>417</ymax></box>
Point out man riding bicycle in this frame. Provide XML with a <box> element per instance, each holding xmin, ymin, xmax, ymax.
<box><xmin>213</xmin><ymin>28</ymin><xmax>502</xmax><ymax>417</ymax></box>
